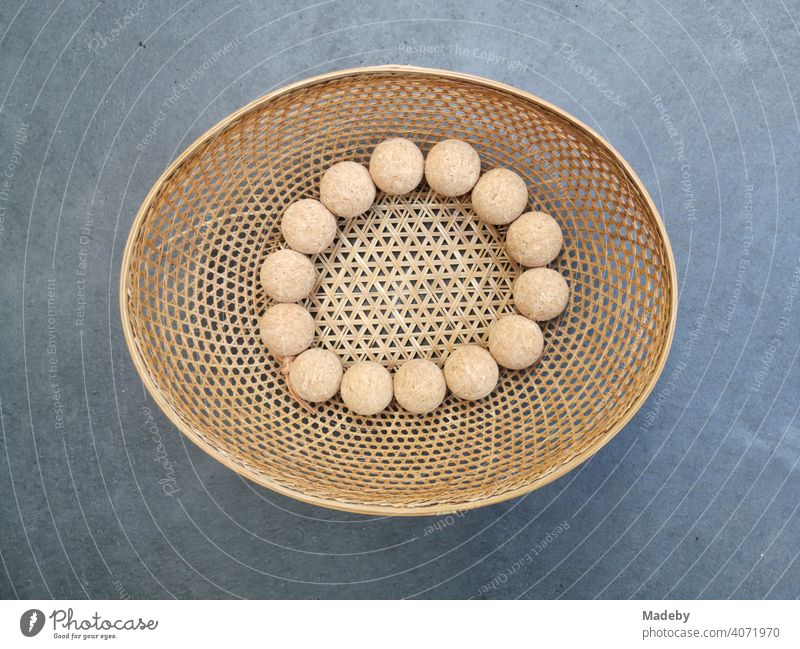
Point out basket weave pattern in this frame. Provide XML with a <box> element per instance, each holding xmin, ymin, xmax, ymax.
<box><xmin>121</xmin><ymin>67</ymin><xmax>676</xmax><ymax>515</ymax></box>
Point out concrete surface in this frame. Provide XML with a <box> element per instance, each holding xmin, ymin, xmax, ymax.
<box><xmin>0</xmin><ymin>0</ymin><xmax>798</xmax><ymax>599</ymax></box>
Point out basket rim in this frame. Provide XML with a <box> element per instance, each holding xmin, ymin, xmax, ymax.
<box><xmin>119</xmin><ymin>64</ymin><xmax>678</xmax><ymax>516</ymax></box>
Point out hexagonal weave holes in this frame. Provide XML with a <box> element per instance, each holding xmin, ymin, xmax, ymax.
<box><xmin>121</xmin><ymin>67</ymin><xmax>676</xmax><ymax>515</ymax></box>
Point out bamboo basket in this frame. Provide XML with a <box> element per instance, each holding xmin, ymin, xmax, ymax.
<box><xmin>120</xmin><ymin>66</ymin><xmax>677</xmax><ymax>515</ymax></box>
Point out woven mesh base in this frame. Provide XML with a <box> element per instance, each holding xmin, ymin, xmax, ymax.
<box><xmin>121</xmin><ymin>66</ymin><xmax>676</xmax><ymax>515</ymax></box>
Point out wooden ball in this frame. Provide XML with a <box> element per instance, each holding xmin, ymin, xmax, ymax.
<box><xmin>471</xmin><ymin>168</ymin><xmax>528</xmax><ymax>225</ymax></box>
<box><xmin>393</xmin><ymin>359</ymin><xmax>447</xmax><ymax>414</ymax></box>
<box><xmin>289</xmin><ymin>348</ymin><xmax>343</xmax><ymax>402</ymax></box>
<box><xmin>259</xmin><ymin>249</ymin><xmax>315</xmax><ymax>303</ymax></box>
<box><xmin>513</xmin><ymin>268</ymin><xmax>569</xmax><ymax>321</ymax></box>
<box><xmin>506</xmin><ymin>211</ymin><xmax>563</xmax><ymax>267</ymax></box>
<box><xmin>281</xmin><ymin>199</ymin><xmax>337</xmax><ymax>254</ymax></box>
<box><xmin>320</xmin><ymin>161</ymin><xmax>376</xmax><ymax>218</ymax></box>
<box><xmin>443</xmin><ymin>345</ymin><xmax>499</xmax><ymax>401</ymax></box>
<box><xmin>488</xmin><ymin>314</ymin><xmax>544</xmax><ymax>370</ymax></box>
<box><xmin>369</xmin><ymin>138</ymin><xmax>424</xmax><ymax>195</ymax></box>
<box><xmin>340</xmin><ymin>361</ymin><xmax>393</xmax><ymax>415</ymax></box>
<box><xmin>258</xmin><ymin>303</ymin><xmax>314</xmax><ymax>357</ymax></box>
<box><xmin>424</xmin><ymin>139</ymin><xmax>481</xmax><ymax>196</ymax></box>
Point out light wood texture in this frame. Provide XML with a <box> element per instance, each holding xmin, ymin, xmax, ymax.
<box><xmin>120</xmin><ymin>66</ymin><xmax>677</xmax><ymax>515</ymax></box>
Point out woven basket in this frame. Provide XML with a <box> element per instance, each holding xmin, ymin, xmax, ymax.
<box><xmin>120</xmin><ymin>66</ymin><xmax>677</xmax><ymax>515</ymax></box>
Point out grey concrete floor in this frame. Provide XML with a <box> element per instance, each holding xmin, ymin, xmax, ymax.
<box><xmin>0</xmin><ymin>0</ymin><xmax>798</xmax><ymax>599</ymax></box>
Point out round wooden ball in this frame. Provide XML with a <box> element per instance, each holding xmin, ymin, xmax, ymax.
<box><xmin>281</xmin><ymin>199</ymin><xmax>337</xmax><ymax>254</ymax></box>
<box><xmin>320</xmin><ymin>161</ymin><xmax>376</xmax><ymax>218</ymax></box>
<box><xmin>340</xmin><ymin>361</ymin><xmax>393</xmax><ymax>415</ymax></box>
<box><xmin>424</xmin><ymin>139</ymin><xmax>481</xmax><ymax>197</ymax></box>
<box><xmin>506</xmin><ymin>211</ymin><xmax>563</xmax><ymax>267</ymax></box>
<box><xmin>258</xmin><ymin>303</ymin><xmax>314</xmax><ymax>357</ymax></box>
<box><xmin>471</xmin><ymin>168</ymin><xmax>528</xmax><ymax>225</ymax></box>
<box><xmin>393</xmin><ymin>359</ymin><xmax>447</xmax><ymax>414</ymax></box>
<box><xmin>443</xmin><ymin>345</ymin><xmax>499</xmax><ymax>401</ymax></box>
<box><xmin>513</xmin><ymin>268</ymin><xmax>569</xmax><ymax>321</ymax></box>
<box><xmin>369</xmin><ymin>138</ymin><xmax>424</xmax><ymax>195</ymax></box>
<box><xmin>289</xmin><ymin>348</ymin><xmax>343</xmax><ymax>402</ymax></box>
<box><xmin>488</xmin><ymin>314</ymin><xmax>544</xmax><ymax>370</ymax></box>
<box><xmin>260</xmin><ymin>249</ymin><xmax>315</xmax><ymax>303</ymax></box>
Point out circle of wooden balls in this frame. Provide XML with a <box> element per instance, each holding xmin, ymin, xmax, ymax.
<box><xmin>257</xmin><ymin>137</ymin><xmax>569</xmax><ymax>416</ymax></box>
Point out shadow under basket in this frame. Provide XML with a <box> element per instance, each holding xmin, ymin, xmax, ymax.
<box><xmin>120</xmin><ymin>66</ymin><xmax>677</xmax><ymax>516</ymax></box>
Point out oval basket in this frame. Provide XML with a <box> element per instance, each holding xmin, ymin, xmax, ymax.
<box><xmin>120</xmin><ymin>66</ymin><xmax>677</xmax><ymax>516</ymax></box>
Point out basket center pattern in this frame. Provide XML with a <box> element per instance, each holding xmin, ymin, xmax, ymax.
<box><xmin>308</xmin><ymin>189</ymin><xmax>517</xmax><ymax>369</ymax></box>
